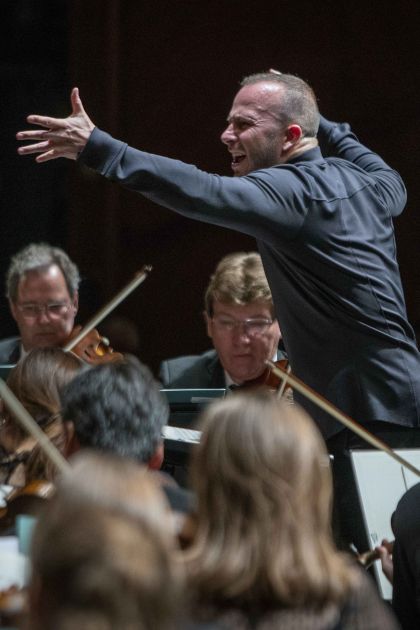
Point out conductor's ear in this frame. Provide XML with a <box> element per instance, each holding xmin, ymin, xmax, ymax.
<box><xmin>283</xmin><ymin>124</ymin><xmax>302</xmax><ymax>151</ymax></box>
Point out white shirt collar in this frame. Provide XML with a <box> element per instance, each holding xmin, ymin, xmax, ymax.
<box><xmin>224</xmin><ymin>351</ymin><xmax>278</xmax><ymax>387</ymax></box>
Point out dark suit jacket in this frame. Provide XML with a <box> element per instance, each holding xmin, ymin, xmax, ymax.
<box><xmin>0</xmin><ymin>336</ymin><xmax>20</xmax><ymax>364</ymax></box>
<box><xmin>159</xmin><ymin>348</ymin><xmax>287</xmax><ymax>389</ymax></box>
<box><xmin>391</xmin><ymin>482</ymin><xmax>420</xmax><ymax>629</ymax></box>
<box><xmin>159</xmin><ymin>349</ymin><xmax>225</xmax><ymax>389</ymax></box>
<box><xmin>80</xmin><ymin>123</ymin><xmax>420</xmax><ymax>438</ymax></box>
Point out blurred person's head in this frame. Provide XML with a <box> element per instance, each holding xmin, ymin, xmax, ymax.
<box><xmin>204</xmin><ymin>252</ymin><xmax>281</xmax><ymax>384</ymax></box>
<box><xmin>28</xmin><ymin>451</ymin><xmax>183</xmax><ymax>630</ymax></box>
<box><xmin>6</xmin><ymin>243</ymin><xmax>80</xmax><ymax>351</ymax></box>
<box><xmin>59</xmin><ymin>450</ymin><xmax>174</xmax><ymax>532</ymax></box>
<box><xmin>186</xmin><ymin>391</ymin><xmax>355</xmax><ymax>609</ymax></box>
<box><xmin>0</xmin><ymin>348</ymin><xmax>82</xmax><ymax>483</ymax></box>
<box><xmin>61</xmin><ymin>355</ymin><xmax>168</xmax><ymax>469</ymax></box>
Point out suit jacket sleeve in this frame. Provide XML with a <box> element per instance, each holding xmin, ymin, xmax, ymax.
<box><xmin>78</xmin><ymin>128</ymin><xmax>314</xmax><ymax>241</ymax></box>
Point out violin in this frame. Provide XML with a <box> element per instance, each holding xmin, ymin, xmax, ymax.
<box><xmin>0</xmin><ymin>380</ymin><xmax>71</xmax><ymax>479</ymax></box>
<box><xmin>239</xmin><ymin>358</ymin><xmax>289</xmax><ymax>389</ymax></box>
<box><xmin>0</xmin><ymin>480</ymin><xmax>54</xmax><ymax>533</ymax></box>
<box><xmin>232</xmin><ymin>359</ymin><xmax>292</xmax><ymax>400</ymax></box>
<box><xmin>66</xmin><ymin>325</ymin><xmax>123</xmax><ymax>364</ymax></box>
<box><xmin>63</xmin><ymin>265</ymin><xmax>152</xmax><ymax>365</ymax></box>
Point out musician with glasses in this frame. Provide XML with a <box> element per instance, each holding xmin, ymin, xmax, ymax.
<box><xmin>159</xmin><ymin>252</ymin><xmax>285</xmax><ymax>389</ymax></box>
<box><xmin>0</xmin><ymin>243</ymin><xmax>80</xmax><ymax>364</ymax></box>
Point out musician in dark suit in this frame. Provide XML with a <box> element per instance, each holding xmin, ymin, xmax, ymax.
<box><xmin>376</xmin><ymin>482</ymin><xmax>420</xmax><ymax>629</ymax></box>
<box><xmin>159</xmin><ymin>252</ymin><xmax>284</xmax><ymax>389</ymax></box>
<box><xmin>0</xmin><ymin>243</ymin><xmax>80</xmax><ymax>364</ymax></box>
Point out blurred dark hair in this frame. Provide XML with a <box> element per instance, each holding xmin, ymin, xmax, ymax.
<box><xmin>60</xmin><ymin>355</ymin><xmax>168</xmax><ymax>462</ymax></box>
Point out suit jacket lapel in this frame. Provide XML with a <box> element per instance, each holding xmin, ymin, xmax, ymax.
<box><xmin>9</xmin><ymin>343</ymin><xmax>21</xmax><ymax>364</ymax></box>
<box><xmin>206</xmin><ymin>352</ymin><xmax>226</xmax><ymax>388</ymax></box>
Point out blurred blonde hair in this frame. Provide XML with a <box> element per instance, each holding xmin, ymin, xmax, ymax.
<box><xmin>29</xmin><ymin>452</ymin><xmax>183</xmax><ymax>630</ymax></box>
<box><xmin>57</xmin><ymin>450</ymin><xmax>174</xmax><ymax>535</ymax></box>
<box><xmin>186</xmin><ymin>391</ymin><xmax>355</xmax><ymax>610</ymax></box>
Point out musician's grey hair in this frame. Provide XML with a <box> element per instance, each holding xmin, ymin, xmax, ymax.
<box><xmin>60</xmin><ymin>356</ymin><xmax>169</xmax><ymax>463</ymax></box>
<box><xmin>6</xmin><ymin>242</ymin><xmax>81</xmax><ymax>302</ymax></box>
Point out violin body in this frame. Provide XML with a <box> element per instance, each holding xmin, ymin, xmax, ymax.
<box><xmin>66</xmin><ymin>326</ymin><xmax>124</xmax><ymax>364</ymax></box>
<box><xmin>234</xmin><ymin>359</ymin><xmax>292</xmax><ymax>395</ymax></box>
<box><xmin>0</xmin><ymin>480</ymin><xmax>54</xmax><ymax>533</ymax></box>
<box><xmin>63</xmin><ymin>266</ymin><xmax>151</xmax><ymax>365</ymax></box>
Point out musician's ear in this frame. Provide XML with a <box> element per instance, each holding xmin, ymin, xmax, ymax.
<box><xmin>72</xmin><ymin>290</ymin><xmax>79</xmax><ymax>314</ymax></box>
<box><xmin>204</xmin><ymin>311</ymin><xmax>213</xmax><ymax>339</ymax></box>
<box><xmin>148</xmin><ymin>442</ymin><xmax>164</xmax><ymax>470</ymax></box>
<box><xmin>9</xmin><ymin>299</ymin><xmax>18</xmax><ymax>323</ymax></box>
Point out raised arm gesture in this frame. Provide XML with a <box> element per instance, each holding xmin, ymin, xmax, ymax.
<box><xmin>17</xmin><ymin>87</ymin><xmax>95</xmax><ymax>162</ymax></box>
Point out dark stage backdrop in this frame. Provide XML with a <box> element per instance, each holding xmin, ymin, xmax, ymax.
<box><xmin>2</xmin><ymin>0</ymin><xmax>420</xmax><ymax>373</ymax></box>
<box><xmin>1</xmin><ymin>0</ymin><xmax>69</xmax><ymax>336</ymax></box>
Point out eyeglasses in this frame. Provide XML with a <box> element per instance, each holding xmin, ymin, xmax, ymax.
<box><xmin>16</xmin><ymin>302</ymin><xmax>73</xmax><ymax>320</ymax></box>
<box><xmin>211</xmin><ymin>316</ymin><xmax>274</xmax><ymax>337</ymax></box>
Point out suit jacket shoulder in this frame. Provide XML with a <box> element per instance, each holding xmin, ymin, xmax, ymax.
<box><xmin>159</xmin><ymin>349</ymin><xmax>225</xmax><ymax>389</ymax></box>
<box><xmin>0</xmin><ymin>336</ymin><xmax>20</xmax><ymax>364</ymax></box>
<box><xmin>159</xmin><ymin>347</ymin><xmax>288</xmax><ymax>389</ymax></box>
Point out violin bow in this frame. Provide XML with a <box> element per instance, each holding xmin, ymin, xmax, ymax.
<box><xmin>276</xmin><ymin>363</ymin><xmax>291</xmax><ymax>398</ymax></box>
<box><xmin>0</xmin><ymin>378</ymin><xmax>71</xmax><ymax>475</ymax></box>
<box><xmin>0</xmin><ymin>267</ymin><xmax>152</xmax><ymax>475</ymax></box>
<box><xmin>64</xmin><ymin>265</ymin><xmax>152</xmax><ymax>353</ymax></box>
<box><xmin>266</xmin><ymin>359</ymin><xmax>420</xmax><ymax>477</ymax></box>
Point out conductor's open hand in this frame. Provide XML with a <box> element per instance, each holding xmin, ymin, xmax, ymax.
<box><xmin>16</xmin><ymin>87</ymin><xmax>95</xmax><ymax>162</ymax></box>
